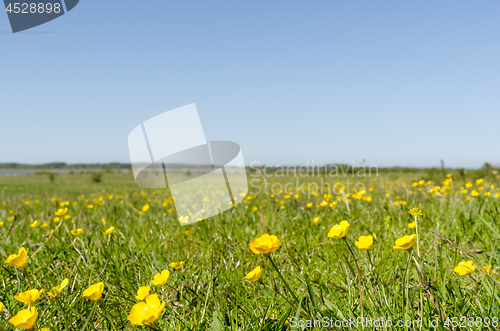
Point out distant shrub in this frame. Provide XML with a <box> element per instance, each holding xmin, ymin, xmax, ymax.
<box><xmin>91</xmin><ymin>172</ymin><xmax>103</xmax><ymax>183</ymax></box>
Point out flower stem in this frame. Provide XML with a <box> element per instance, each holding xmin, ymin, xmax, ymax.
<box><xmin>342</xmin><ymin>237</ymin><xmax>364</xmax><ymax>318</ymax></box>
<box><xmin>23</xmin><ymin>268</ymin><xmax>33</xmax><ymax>290</ymax></box>
<box><xmin>367</xmin><ymin>250</ymin><xmax>373</xmax><ymax>270</ymax></box>
<box><xmin>266</xmin><ymin>255</ymin><xmax>298</xmax><ymax>302</ymax></box>
<box><xmin>414</xmin><ymin>215</ymin><xmax>421</xmax><ymax>258</ymax></box>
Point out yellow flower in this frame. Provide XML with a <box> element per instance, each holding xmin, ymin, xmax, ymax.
<box><xmin>135</xmin><ymin>286</ymin><xmax>150</xmax><ymax>300</ymax></box>
<box><xmin>9</xmin><ymin>308</ymin><xmax>38</xmax><ymax>330</ymax></box>
<box><xmin>14</xmin><ymin>289</ymin><xmax>43</xmax><ymax>307</ymax></box>
<box><xmin>55</xmin><ymin>278</ymin><xmax>69</xmax><ymax>292</ymax></box>
<box><xmin>53</xmin><ymin>217</ymin><xmax>60</xmax><ymax>223</ymax></box>
<box><xmin>0</xmin><ymin>221</ymin><xmax>3</xmax><ymax>227</ymax></box>
<box><xmin>4</xmin><ymin>247</ymin><xmax>28</xmax><ymax>268</ymax></box>
<box><xmin>307</xmin><ymin>202</ymin><xmax>313</xmax><ymax>208</ymax></box>
<box><xmin>101</xmin><ymin>218</ymin><xmax>107</xmax><ymax>225</ymax></box>
<box><xmin>170</xmin><ymin>261</ymin><xmax>185</xmax><ymax>270</ymax></box>
<box><xmin>354</xmin><ymin>235</ymin><xmax>373</xmax><ymax>250</ymax></box>
<box><xmin>484</xmin><ymin>265</ymin><xmax>493</xmax><ymax>275</ymax></box>
<box><xmin>0</xmin><ymin>301</ymin><xmax>4</xmax><ymax>311</ymax></box>
<box><xmin>476</xmin><ymin>179</ymin><xmax>484</xmax><ymax>185</ymax></box>
<box><xmin>104</xmin><ymin>226</ymin><xmax>115</xmax><ymax>235</ymax></box>
<box><xmin>249</xmin><ymin>234</ymin><xmax>280</xmax><ymax>255</ymax></box>
<box><xmin>184</xmin><ymin>229</ymin><xmax>193</xmax><ymax>236</ymax></box>
<box><xmin>471</xmin><ymin>190</ymin><xmax>479</xmax><ymax>197</ymax></box>
<box><xmin>327</xmin><ymin>221</ymin><xmax>350</xmax><ymax>239</ymax></box>
<box><xmin>312</xmin><ymin>216</ymin><xmax>320</xmax><ymax>224</ymax></box>
<box><xmin>54</xmin><ymin>208</ymin><xmax>67</xmax><ymax>216</ymax></box>
<box><xmin>142</xmin><ymin>204</ymin><xmax>150</xmax><ymax>212</ymax></box>
<box><xmin>70</xmin><ymin>229</ymin><xmax>83</xmax><ymax>236</ymax></box>
<box><xmin>87</xmin><ymin>204</ymin><xmax>93</xmax><ymax>209</ymax></box>
<box><xmin>48</xmin><ymin>278</ymin><xmax>69</xmax><ymax>298</ymax></box>
<box><xmin>39</xmin><ymin>328</ymin><xmax>50</xmax><ymax>331</ymax></box>
<box><xmin>40</xmin><ymin>222</ymin><xmax>49</xmax><ymax>228</ymax></box>
<box><xmin>30</xmin><ymin>220</ymin><xmax>39</xmax><ymax>228</ymax></box>
<box><xmin>82</xmin><ymin>282</ymin><xmax>104</xmax><ymax>301</ymax></box>
<box><xmin>408</xmin><ymin>207</ymin><xmax>423</xmax><ymax>217</ymax></box>
<box><xmin>64</xmin><ymin>215</ymin><xmax>71</xmax><ymax>220</ymax></box>
<box><xmin>127</xmin><ymin>294</ymin><xmax>165</xmax><ymax>326</ymax></box>
<box><xmin>151</xmin><ymin>270</ymin><xmax>170</xmax><ymax>286</ymax></box>
<box><xmin>243</xmin><ymin>266</ymin><xmax>262</xmax><ymax>282</ymax></box>
<box><xmin>393</xmin><ymin>234</ymin><xmax>416</xmax><ymax>250</ymax></box>
<box><xmin>407</xmin><ymin>221</ymin><xmax>416</xmax><ymax>229</ymax></box>
<box><xmin>453</xmin><ymin>260</ymin><xmax>475</xmax><ymax>276</ymax></box>
<box><xmin>465</xmin><ymin>182</ymin><xmax>473</xmax><ymax>188</ymax></box>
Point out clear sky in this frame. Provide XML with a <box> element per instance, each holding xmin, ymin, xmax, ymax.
<box><xmin>1</xmin><ymin>0</ymin><xmax>499</xmax><ymax>168</ymax></box>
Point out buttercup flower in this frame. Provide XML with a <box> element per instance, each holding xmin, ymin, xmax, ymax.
<box><xmin>393</xmin><ymin>234</ymin><xmax>416</xmax><ymax>250</ymax></box>
<box><xmin>70</xmin><ymin>229</ymin><xmax>83</xmax><ymax>236</ymax></box>
<box><xmin>354</xmin><ymin>235</ymin><xmax>373</xmax><ymax>250</ymax></box>
<box><xmin>40</xmin><ymin>222</ymin><xmax>49</xmax><ymax>228</ymax></box>
<box><xmin>408</xmin><ymin>208</ymin><xmax>423</xmax><ymax>217</ymax></box>
<box><xmin>39</xmin><ymin>328</ymin><xmax>50</xmax><ymax>331</ymax></box>
<box><xmin>142</xmin><ymin>204</ymin><xmax>150</xmax><ymax>212</ymax></box>
<box><xmin>249</xmin><ymin>234</ymin><xmax>280</xmax><ymax>255</ymax></box>
<box><xmin>0</xmin><ymin>301</ymin><xmax>5</xmax><ymax>311</ymax></box>
<box><xmin>484</xmin><ymin>265</ymin><xmax>492</xmax><ymax>275</ymax></box>
<box><xmin>407</xmin><ymin>222</ymin><xmax>416</xmax><ymax>229</ymax></box>
<box><xmin>454</xmin><ymin>260</ymin><xmax>475</xmax><ymax>276</ymax></box>
<box><xmin>54</xmin><ymin>208</ymin><xmax>67</xmax><ymax>216</ymax></box>
<box><xmin>312</xmin><ymin>217</ymin><xmax>320</xmax><ymax>224</ymax></box>
<box><xmin>328</xmin><ymin>221</ymin><xmax>350</xmax><ymax>239</ymax></box>
<box><xmin>30</xmin><ymin>220</ymin><xmax>39</xmax><ymax>228</ymax></box>
<box><xmin>4</xmin><ymin>247</ymin><xmax>28</xmax><ymax>268</ymax></box>
<box><xmin>243</xmin><ymin>266</ymin><xmax>262</xmax><ymax>282</ymax></box>
<box><xmin>170</xmin><ymin>261</ymin><xmax>185</xmax><ymax>270</ymax></box>
<box><xmin>82</xmin><ymin>282</ymin><xmax>104</xmax><ymax>301</ymax></box>
<box><xmin>135</xmin><ymin>286</ymin><xmax>150</xmax><ymax>300</ymax></box>
<box><xmin>9</xmin><ymin>308</ymin><xmax>38</xmax><ymax>330</ymax></box>
<box><xmin>127</xmin><ymin>294</ymin><xmax>165</xmax><ymax>326</ymax></box>
<box><xmin>48</xmin><ymin>278</ymin><xmax>69</xmax><ymax>298</ymax></box>
<box><xmin>104</xmin><ymin>226</ymin><xmax>115</xmax><ymax>235</ymax></box>
<box><xmin>14</xmin><ymin>289</ymin><xmax>43</xmax><ymax>307</ymax></box>
<box><xmin>151</xmin><ymin>270</ymin><xmax>170</xmax><ymax>286</ymax></box>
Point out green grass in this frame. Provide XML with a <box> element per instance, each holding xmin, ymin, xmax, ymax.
<box><xmin>0</xmin><ymin>169</ymin><xmax>500</xmax><ymax>330</ymax></box>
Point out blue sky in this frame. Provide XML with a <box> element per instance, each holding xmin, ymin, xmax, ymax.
<box><xmin>1</xmin><ymin>0</ymin><xmax>499</xmax><ymax>168</ymax></box>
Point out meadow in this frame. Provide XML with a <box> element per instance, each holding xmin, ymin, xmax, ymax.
<box><xmin>0</xmin><ymin>166</ymin><xmax>499</xmax><ymax>330</ymax></box>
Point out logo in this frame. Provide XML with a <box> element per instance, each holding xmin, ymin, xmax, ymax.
<box><xmin>4</xmin><ymin>0</ymin><xmax>79</xmax><ymax>33</ymax></box>
<box><xmin>128</xmin><ymin>104</ymin><xmax>248</xmax><ymax>225</ymax></box>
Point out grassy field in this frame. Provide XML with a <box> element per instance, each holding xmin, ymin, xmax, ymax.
<box><xmin>1</xmin><ymin>167</ymin><xmax>500</xmax><ymax>330</ymax></box>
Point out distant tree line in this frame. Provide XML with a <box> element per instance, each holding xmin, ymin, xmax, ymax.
<box><xmin>0</xmin><ymin>163</ymin><xmax>132</xmax><ymax>169</ymax></box>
